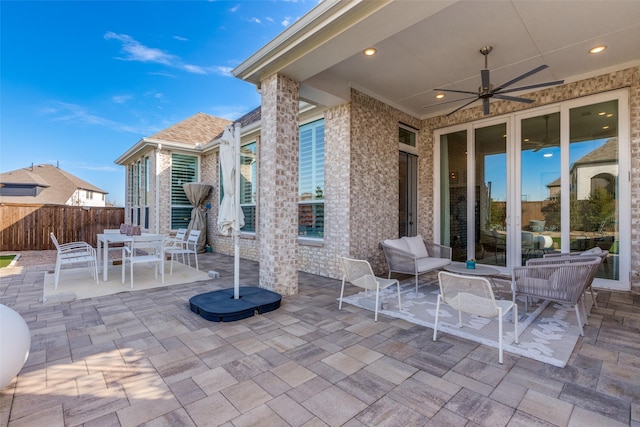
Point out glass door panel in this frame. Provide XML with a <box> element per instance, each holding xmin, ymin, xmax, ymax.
<box><xmin>440</xmin><ymin>130</ymin><xmax>467</xmax><ymax>260</ymax></box>
<box><xmin>520</xmin><ymin>113</ymin><xmax>561</xmax><ymax>265</ymax></box>
<box><xmin>569</xmin><ymin>100</ymin><xmax>619</xmax><ymax>280</ymax></box>
<box><xmin>475</xmin><ymin>123</ymin><xmax>507</xmax><ymax>267</ymax></box>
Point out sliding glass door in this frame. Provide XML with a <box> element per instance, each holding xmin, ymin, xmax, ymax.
<box><xmin>436</xmin><ymin>91</ymin><xmax>629</xmax><ymax>290</ymax></box>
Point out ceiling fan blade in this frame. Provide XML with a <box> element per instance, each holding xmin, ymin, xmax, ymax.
<box><xmin>492</xmin><ymin>94</ymin><xmax>535</xmax><ymax>103</ymax></box>
<box><xmin>496</xmin><ymin>79</ymin><xmax>565</xmax><ymax>94</ymax></box>
<box><xmin>481</xmin><ymin>69</ymin><xmax>490</xmax><ymax>91</ymax></box>
<box><xmin>446</xmin><ymin>97</ymin><xmax>480</xmax><ymax>117</ymax></box>
<box><xmin>434</xmin><ymin>88</ymin><xmax>479</xmax><ymax>95</ymax></box>
<box><xmin>492</xmin><ymin>64</ymin><xmax>548</xmax><ymax>92</ymax></box>
<box><xmin>483</xmin><ymin>98</ymin><xmax>490</xmax><ymax>115</ymax></box>
<box><xmin>423</xmin><ymin>95</ymin><xmax>477</xmax><ymax>108</ymax></box>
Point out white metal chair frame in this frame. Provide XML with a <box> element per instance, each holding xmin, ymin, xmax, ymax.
<box><xmin>121</xmin><ymin>235</ymin><xmax>165</xmax><ymax>289</ymax></box>
<box><xmin>49</xmin><ymin>232</ymin><xmax>98</xmax><ymax>290</ymax></box>
<box><xmin>434</xmin><ymin>271</ymin><xmax>518</xmax><ymax>364</ymax></box>
<box><xmin>164</xmin><ymin>228</ymin><xmax>188</xmax><ymax>263</ymax></box>
<box><xmin>339</xmin><ymin>257</ymin><xmax>402</xmax><ymax>321</ymax></box>
<box><xmin>165</xmin><ymin>229</ymin><xmax>200</xmax><ymax>275</ymax></box>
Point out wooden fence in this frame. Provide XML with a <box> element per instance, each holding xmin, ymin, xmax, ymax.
<box><xmin>0</xmin><ymin>204</ymin><xmax>125</xmax><ymax>251</ymax></box>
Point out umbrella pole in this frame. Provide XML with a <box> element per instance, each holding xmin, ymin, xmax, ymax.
<box><xmin>234</xmin><ymin>123</ymin><xmax>241</xmax><ymax>299</ymax></box>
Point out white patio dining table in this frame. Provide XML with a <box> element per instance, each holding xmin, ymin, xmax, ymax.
<box><xmin>97</xmin><ymin>233</ymin><xmax>131</xmax><ymax>281</ymax></box>
<box><xmin>96</xmin><ymin>233</ymin><xmax>164</xmax><ymax>281</ymax></box>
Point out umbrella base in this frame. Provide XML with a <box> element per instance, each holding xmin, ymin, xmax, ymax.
<box><xmin>189</xmin><ymin>286</ymin><xmax>282</xmax><ymax>322</ymax></box>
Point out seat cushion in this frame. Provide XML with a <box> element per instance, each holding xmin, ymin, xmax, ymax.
<box><xmin>402</xmin><ymin>235</ymin><xmax>429</xmax><ymax>258</ymax></box>
<box><xmin>416</xmin><ymin>257</ymin><xmax>450</xmax><ymax>273</ymax></box>
<box><xmin>581</xmin><ymin>247</ymin><xmax>602</xmax><ymax>255</ymax></box>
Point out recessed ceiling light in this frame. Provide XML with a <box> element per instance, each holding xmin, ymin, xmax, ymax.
<box><xmin>589</xmin><ymin>45</ymin><xmax>607</xmax><ymax>54</ymax></box>
<box><xmin>602</xmin><ymin>125</ymin><xmax>610</xmax><ymax>130</ymax></box>
<box><xmin>598</xmin><ymin>111</ymin><xmax>606</xmax><ymax>116</ymax></box>
<box><xmin>363</xmin><ymin>48</ymin><xmax>377</xmax><ymax>56</ymax></box>
<box><xmin>607</xmin><ymin>113</ymin><xmax>613</xmax><ymax>118</ymax></box>
<box><xmin>435</xmin><ymin>93</ymin><xmax>445</xmax><ymax>99</ymax></box>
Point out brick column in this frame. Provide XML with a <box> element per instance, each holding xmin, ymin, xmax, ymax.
<box><xmin>259</xmin><ymin>74</ymin><xmax>300</xmax><ymax>295</ymax></box>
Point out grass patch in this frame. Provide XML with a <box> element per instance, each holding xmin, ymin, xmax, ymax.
<box><xmin>0</xmin><ymin>255</ymin><xmax>16</xmax><ymax>268</ymax></box>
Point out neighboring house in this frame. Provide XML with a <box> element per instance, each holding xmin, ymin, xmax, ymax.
<box><xmin>0</xmin><ymin>164</ymin><xmax>108</xmax><ymax>206</ymax></box>
<box><xmin>118</xmin><ymin>1</ymin><xmax>640</xmax><ymax>295</ymax></box>
<box><xmin>547</xmin><ymin>137</ymin><xmax>618</xmax><ymax>200</ymax></box>
<box><xmin>115</xmin><ymin>112</ymin><xmax>232</xmax><ymax>233</ymax></box>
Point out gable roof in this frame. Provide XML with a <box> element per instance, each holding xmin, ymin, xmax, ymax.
<box><xmin>573</xmin><ymin>138</ymin><xmax>618</xmax><ymax>167</ymax></box>
<box><xmin>116</xmin><ymin>112</ymin><xmax>232</xmax><ymax>164</ymax></box>
<box><xmin>150</xmin><ymin>112</ymin><xmax>232</xmax><ymax>145</ymax></box>
<box><xmin>0</xmin><ymin>164</ymin><xmax>107</xmax><ymax>205</ymax></box>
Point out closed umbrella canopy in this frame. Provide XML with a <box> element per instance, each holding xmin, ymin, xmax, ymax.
<box><xmin>218</xmin><ymin>126</ymin><xmax>245</xmax><ymax>236</ymax></box>
<box><xmin>183</xmin><ymin>182</ymin><xmax>212</xmax><ymax>253</ymax></box>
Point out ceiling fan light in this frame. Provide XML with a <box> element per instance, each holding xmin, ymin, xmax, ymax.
<box><xmin>589</xmin><ymin>45</ymin><xmax>606</xmax><ymax>54</ymax></box>
<box><xmin>363</xmin><ymin>48</ymin><xmax>377</xmax><ymax>56</ymax></box>
<box><xmin>543</xmin><ymin>153</ymin><xmax>553</xmax><ymax>158</ymax></box>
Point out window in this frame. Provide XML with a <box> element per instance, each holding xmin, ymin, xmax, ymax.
<box><xmin>399</xmin><ymin>124</ymin><xmax>417</xmax><ymax>147</ymax></box>
<box><xmin>240</xmin><ymin>142</ymin><xmax>257</xmax><ymax>232</ymax></box>
<box><xmin>144</xmin><ymin>156</ymin><xmax>150</xmax><ymax>206</ymax></box>
<box><xmin>298</xmin><ymin>119</ymin><xmax>325</xmax><ymax>238</ymax></box>
<box><xmin>171</xmin><ymin>153</ymin><xmax>198</xmax><ymax>229</ymax></box>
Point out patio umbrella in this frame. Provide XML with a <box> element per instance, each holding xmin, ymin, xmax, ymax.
<box><xmin>183</xmin><ymin>182</ymin><xmax>212</xmax><ymax>253</ymax></box>
<box><xmin>218</xmin><ymin>123</ymin><xmax>245</xmax><ymax>299</ymax></box>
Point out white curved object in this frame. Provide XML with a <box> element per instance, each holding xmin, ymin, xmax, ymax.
<box><xmin>0</xmin><ymin>304</ymin><xmax>31</xmax><ymax>389</ymax></box>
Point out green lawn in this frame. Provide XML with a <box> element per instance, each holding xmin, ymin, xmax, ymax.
<box><xmin>0</xmin><ymin>255</ymin><xmax>16</xmax><ymax>268</ymax></box>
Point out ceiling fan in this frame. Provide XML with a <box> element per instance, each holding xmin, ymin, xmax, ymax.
<box><xmin>434</xmin><ymin>46</ymin><xmax>564</xmax><ymax>117</ymax></box>
<box><xmin>526</xmin><ymin>114</ymin><xmax>560</xmax><ymax>152</ymax></box>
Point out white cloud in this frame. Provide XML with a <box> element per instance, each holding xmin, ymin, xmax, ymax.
<box><xmin>42</xmin><ymin>101</ymin><xmax>155</xmax><ymax>135</ymax></box>
<box><xmin>112</xmin><ymin>95</ymin><xmax>132</xmax><ymax>104</ymax></box>
<box><xmin>281</xmin><ymin>16</ymin><xmax>292</xmax><ymax>26</ymax></box>
<box><xmin>104</xmin><ymin>31</ymin><xmax>176</xmax><ymax>65</ymax></box>
<box><xmin>229</xmin><ymin>5</ymin><xmax>239</xmax><ymax>12</ymax></box>
<box><xmin>249</xmin><ymin>17</ymin><xmax>261</xmax><ymax>24</ymax></box>
<box><xmin>173</xmin><ymin>35</ymin><xmax>188</xmax><ymax>41</ymax></box>
<box><xmin>209</xmin><ymin>66</ymin><xmax>234</xmax><ymax>77</ymax></box>
<box><xmin>104</xmin><ymin>31</ymin><xmax>208</xmax><ymax>75</ymax></box>
<box><xmin>209</xmin><ymin>104</ymin><xmax>253</xmax><ymax>121</ymax></box>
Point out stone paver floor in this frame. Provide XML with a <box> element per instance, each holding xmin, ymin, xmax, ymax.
<box><xmin>1</xmin><ymin>251</ymin><xmax>639</xmax><ymax>426</ymax></box>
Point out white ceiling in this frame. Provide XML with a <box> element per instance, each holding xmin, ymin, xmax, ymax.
<box><xmin>276</xmin><ymin>1</ymin><xmax>640</xmax><ymax>118</ymax></box>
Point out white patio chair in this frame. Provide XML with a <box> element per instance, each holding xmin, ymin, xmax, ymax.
<box><xmin>121</xmin><ymin>234</ymin><xmax>165</xmax><ymax>289</ymax></box>
<box><xmin>339</xmin><ymin>256</ymin><xmax>402</xmax><ymax>321</ymax></box>
<box><xmin>434</xmin><ymin>271</ymin><xmax>518</xmax><ymax>364</ymax></box>
<box><xmin>49</xmin><ymin>232</ymin><xmax>98</xmax><ymax>290</ymax></box>
<box><xmin>166</xmin><ymin>229</ymin><xmax>201</xmax><ymax>275</ymax></box>
<box><xmin>164</xmin><ymin>228</ymin><xmax>188</xmax><ymax>264</ymax></box>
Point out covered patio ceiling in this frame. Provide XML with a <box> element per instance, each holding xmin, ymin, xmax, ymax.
<box><xmin>234</xmin><ymin>0</ymin><xmax>640</xmax><ymax>119</ymax></box>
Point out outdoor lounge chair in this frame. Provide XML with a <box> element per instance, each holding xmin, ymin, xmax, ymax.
<box><xmin>510</xmin><ymin>256</ymin><xmax>601</xmax><ymax>336</ymax></box>
<box><xmin>434</xmin><ymin>271</ymin><xmax>518</xmax><ymax>364</ymax></box>
<box><xmin>339</xmin><ymin>257</ymin><xmax>402</xmax><ymax>321</ymax></box>
<box><xmin>542</xmin><ymin>247</ymin><xmax>609</xmax><ymax>308</ymax></box>
<box><xmin>49</xmin><ymin>232</ymin><xmax>98</xmax><ymax>290</ymax></box>
<box><xmin>381</xmin><ymin>235</ymin><xmax>452</xmax><ymax>293</ymax></box>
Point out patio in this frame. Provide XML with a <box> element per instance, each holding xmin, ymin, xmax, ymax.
<box><xmin>1</xmin><ymin>251</ymin><xmax>638</xmax><ymax>426</ymax></box>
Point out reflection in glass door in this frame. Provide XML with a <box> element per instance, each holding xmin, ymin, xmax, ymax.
<box><xmin>568</xmin><ymin>100</ymin><xmax>619</xmax><ymax>281</ymax></box>
<box><xmin>440</xmin><ymin>130</ymin><xmax>467</xmax><ymax>260</ymax></box>
<box><xmin>520</xmin><ymin>112</ymin><xmax>561</xmax><ymax>266</ymax></box>
<box><xmin>438</xmin><ymin>93</ymin><xmax>626</xmax><ymax>288</ymax></box>
<box><xmin>475</xmin><ymin>123</ymin><xmax>507</xmax><ymax>267</ymax></box>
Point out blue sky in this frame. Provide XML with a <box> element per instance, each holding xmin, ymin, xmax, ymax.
<box><xmin>1</xmin><ymin>0</ymin><xmax>317</xmax><ymax>206</ymax></box>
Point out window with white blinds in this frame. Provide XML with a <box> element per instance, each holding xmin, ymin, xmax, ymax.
<box><xmin>171</xmin><ymin>153</ymin><xmax>198</xmax><ymax>229</ymax></box>
<box><xmin>298</xmin><ymin>119</ymin><xmax>324</xmax><ymax>238</ymax></box>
